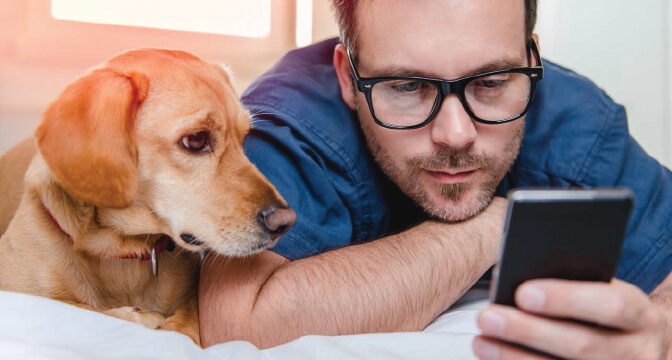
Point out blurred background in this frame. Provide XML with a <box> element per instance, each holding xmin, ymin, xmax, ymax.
<box><xmin>1</xmin><ymin>0</ymin><xmax>670</xmax><ymax>168</ymax></box>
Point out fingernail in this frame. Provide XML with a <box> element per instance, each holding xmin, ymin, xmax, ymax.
<box><xmin>518</xmin><ymin>285</ymin><xmax>545</xmax><ymax>311</ymax></box>
<box><xmin>473</xmin><ymin>337</ymin><xmax>500</xmax><ymax>360</ymax></box>
<box><xmin>478</xmin><ymin>310</ymin><xmax>506</xmax><ymax>335</ymax></box>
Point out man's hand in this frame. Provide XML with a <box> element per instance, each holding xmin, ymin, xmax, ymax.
<box><xmin>473</xmin><ymin>279</ymin><xmax>669</xmax><ymax>360</ymax></box>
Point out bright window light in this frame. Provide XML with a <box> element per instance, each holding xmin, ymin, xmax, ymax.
<box><xmin>51</xmin><ymin>0</ymin><xmax>271</xmax><ymax>38</ymax></box>
<box><xmin>295</xmin><ymin>0</ymin><xmax>313</xmax><ymax>47</ymax></box>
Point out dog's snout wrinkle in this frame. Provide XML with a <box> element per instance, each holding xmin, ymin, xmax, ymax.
<box><xmin>180</xmin><ymin>233</ymin><xmax>204</xmax><ymax>246</ymax></box>
<box><xmin>257</xmin><ymin>206</ymin><xmax>296</xmax><ymax>238</ymax></box>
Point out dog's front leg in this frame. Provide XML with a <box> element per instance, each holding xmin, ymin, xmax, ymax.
<box><xmin>61</xmin><ymin>300</ymin><xmax>166</xmax><ymax>329</ymax></box>
<box><xmin>159</xmin><ymin>293</ymin><xmax>200</xmax><ymax>346</ymax></box>
<box><xmin>102</xmin><ymin>306</ymin><xmax>166</xmax><ymax>329</ymax></box>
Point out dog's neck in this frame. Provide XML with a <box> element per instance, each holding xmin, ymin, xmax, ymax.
<box><xmin>44</xmin><ymin>205</ymin><xmax>173</xmax><ymax>261</ymax></box>
<box><xmin>30</xmin><ymin>156</ymin><xmax>173</xmax><ymax>262</ymax></box>
<box><xmin>47</xmin><ymin>209</ymin><xmax>69</xmax><ymax>238</ymax></box>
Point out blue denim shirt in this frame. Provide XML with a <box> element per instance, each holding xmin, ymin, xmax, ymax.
<box><xmin>242</xmin><ymin>38</ymin><xmax>672</xmax><ymax>294</ymax></box>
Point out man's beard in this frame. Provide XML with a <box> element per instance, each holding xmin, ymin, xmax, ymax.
<box><xmin>355</xmin><ymin>101</ymin><xmax>524</xmax><ymax>223</ymax></box>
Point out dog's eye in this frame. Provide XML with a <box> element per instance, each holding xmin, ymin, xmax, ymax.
<box><xmin>181</xmin><ymin>131</ymin><xmax>210</xmax><ymax>153</ymax></box>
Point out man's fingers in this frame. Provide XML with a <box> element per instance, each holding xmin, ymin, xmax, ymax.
<box><xmin>514</xmin><ymin>279</ymin><xmax>654</xmax><ymax>330</ymax></box>
<box><xmin>477</xmin><ymin>305</ymin><xmax>635</xmax><ymax>360</ymax></box>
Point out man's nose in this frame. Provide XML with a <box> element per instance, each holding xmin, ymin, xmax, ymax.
<box><xmin>428</xmin><ymin>95</ymin><xmax>477</xmax><ymax>150</ymax></box>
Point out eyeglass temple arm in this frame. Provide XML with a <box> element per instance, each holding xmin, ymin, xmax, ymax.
<box><xmin>528</xmin><ymin>39</ymin><xmax>544</xmax><ymax>76</ymax></box>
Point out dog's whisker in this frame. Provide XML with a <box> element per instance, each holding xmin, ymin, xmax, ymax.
<box><xmin>250</xmin><ymin>119</ymin><xmax>281</xmax><ymax>128</ymax></box>
<box><xmin>249</xmin><ymin>108</ymin><xmax>282</xmax><ymax>117</ymax></box>
<box><xmin>250</xmin><ymin>111</ymin><xmax>283</xmax><ymax>118</ymax></box>
<box><xmin>224</xmin><ymin>254</ymin><xmax>235</xmax><ymax>267</ymax></box>
<box><xmin>203</xmin><ymin>251</ymin><xmax>214</xmax><ymax>266</ymax></box>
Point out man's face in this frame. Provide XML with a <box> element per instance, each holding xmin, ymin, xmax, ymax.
<box><xmin>346</xmin><ymin>0</ymin><xmax>530</xmax><ymax>222</ymax></box>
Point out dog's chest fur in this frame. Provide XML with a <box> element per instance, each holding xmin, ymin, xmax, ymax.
<box><xmin>0</xmin><ymin>157</ymin><xmax>199</xmax><ymax>316</ymax></box>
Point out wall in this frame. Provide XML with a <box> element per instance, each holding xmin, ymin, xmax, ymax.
<box><xmin>536</xmin><ymin>0</ymin><xmax>670</xmax><ymax>168</ymax></box>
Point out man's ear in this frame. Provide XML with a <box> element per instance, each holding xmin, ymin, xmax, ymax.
<box><xmin>333</xmin><ymin>44</ymin><xmax>358</xmax><ymax>110</ymax></box>
<box><xmin>532</xmin><ymin>33</ymin><xmax>541</xmax><ymax>63</ymax></box>
<box><xmin>34</xmin><ymin>68</ymin><xmax>149</xmax><ymax>208</ymax></box>
<box><xmin>532</xmin><ymin>33</ymin><xmax>540</xmax><ymax>48</ymax></box>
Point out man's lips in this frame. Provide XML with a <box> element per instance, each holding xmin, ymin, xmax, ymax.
<box><xmin>425</xmin><ymin>169</ymin><xmax>478</xmax><ymax>184</ymax></box>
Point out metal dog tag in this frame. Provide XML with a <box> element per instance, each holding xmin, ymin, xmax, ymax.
<box><xmin>151</xmin><ymin>243</ymin><xmax>159</xmax><ymax>277</ymax></box>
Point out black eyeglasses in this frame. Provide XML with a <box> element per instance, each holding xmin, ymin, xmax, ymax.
<box><xmin>347</xmin><ymin>39</ymin><xmax>544</xmax><ymax>130</ymax></box>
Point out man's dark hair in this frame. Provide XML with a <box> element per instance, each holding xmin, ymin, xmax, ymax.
<box><xmin>331</xmin><ymin>0</ymin><xmax>538</xmax><ymax>58</ymax></box>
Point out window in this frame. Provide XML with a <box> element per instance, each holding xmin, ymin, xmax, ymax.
<box><xmin>51</xmin><ymin>0</ymin><xmax>271</xmax><ymax>38</ymax></box>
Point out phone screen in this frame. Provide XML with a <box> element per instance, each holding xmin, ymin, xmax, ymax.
<box><xmin>489</xmin><ymin>189</ymin><xmax>633</xmax><ymax>307</ymax></box>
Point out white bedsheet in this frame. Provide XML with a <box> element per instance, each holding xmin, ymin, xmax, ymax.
<box><xmin>0</xmin><ymin>290</ymin><xmax>488</xmax><ymax>360</ymax></box>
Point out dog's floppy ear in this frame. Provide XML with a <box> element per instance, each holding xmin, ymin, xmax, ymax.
<box><xmin>35</xmin><ymin>68</ymin><xmax>149</xmax><ymax>208</ymax></box>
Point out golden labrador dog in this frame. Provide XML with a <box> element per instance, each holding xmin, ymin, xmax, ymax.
<box><xmin>0</xmin><ymin>49</ymin><xmax>296</xmax><ymax>346</ymax></box>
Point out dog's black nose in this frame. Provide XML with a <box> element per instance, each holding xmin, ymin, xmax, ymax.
<box><xmin>180</xmin><ymin>233</ymin><xmax>204</xmax><ymax>246</ymax></box>
<box><xmin>257</xmin><ymin>206</ymin><xmax>296</xmax><ymax>238</ymax></box>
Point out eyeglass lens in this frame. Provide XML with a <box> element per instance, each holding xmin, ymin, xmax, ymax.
<box><xmin>369</xmin><ymin>72</ymin><xmax>532</xmax><ymax>126</ymax></box>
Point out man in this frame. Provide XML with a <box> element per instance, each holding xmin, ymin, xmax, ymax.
<box><xmin>199</xmin><ymin>0</ymin><xmax>672</xmax><ymax>358</ymax></box>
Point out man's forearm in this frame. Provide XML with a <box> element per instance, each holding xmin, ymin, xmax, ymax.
<box><xmin>258</xmin><ymin>219</ymin><xmax>498</xmax><ymax>335</ymax></box>
<box><xmin>200</xmin><ymin>200</ymin><xmax>504</xmax><ymax>348</ymax></box>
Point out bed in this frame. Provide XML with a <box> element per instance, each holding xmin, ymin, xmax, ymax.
<box><xmin>0</xmin><ymin>290</ymin><xmax>487</xmax><ymax>359</ymax></box>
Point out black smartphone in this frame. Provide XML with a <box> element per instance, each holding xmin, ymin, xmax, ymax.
<box><xmin>489</xmin><ymin>189</ymin><xmax>634</xmax><ymax>307</ymax></box>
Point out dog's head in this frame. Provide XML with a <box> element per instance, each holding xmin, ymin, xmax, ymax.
<box><xmin>34</xmin><ymin>49</ymin><xmax>295</xmax><ymax>256</ymax></box>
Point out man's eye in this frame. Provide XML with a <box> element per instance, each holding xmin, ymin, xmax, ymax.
<box><xmin>475</xmin><ymin>79</ymin><xmax>506</xmax><ymax>89</ymax></box>
<box><xmin>474</xmin><ymin>73</ymin><xmax>511</xmax><ymax>89</ymax></box>
<box><xmin>391</xmin><ymin>81</ymin><xmax>421</xmax><ymax>92</ymax></box>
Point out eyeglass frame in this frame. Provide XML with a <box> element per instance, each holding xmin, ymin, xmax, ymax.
<box><xmin>346</xmin><ymin>39</ymin><xmax>544</xmax><ymax>130</ymax></box>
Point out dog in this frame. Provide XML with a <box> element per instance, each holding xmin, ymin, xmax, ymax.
<box><xmin>0</xmin><ymin>138</ymin><xmax>36</xmax><ymax>235</ymax></box>
<box><xmin>0</xmin><ymin>49</ymin><xmax>296</xmax><ymax>346</ymax></box>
